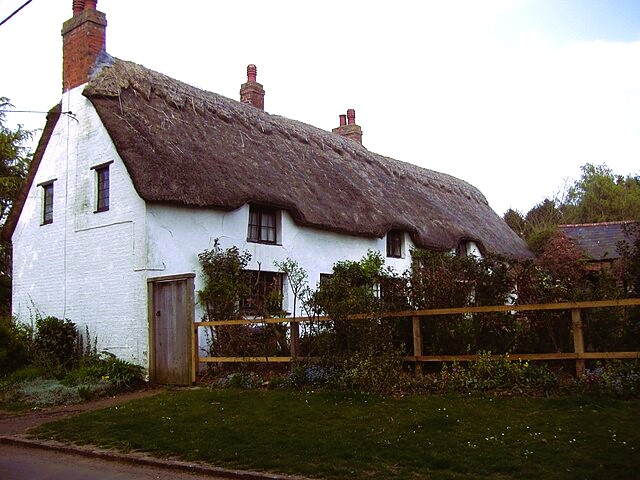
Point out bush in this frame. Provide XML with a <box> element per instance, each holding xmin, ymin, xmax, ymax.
<box><xmin>431</xmin><ymin>353</ymin><xmax>559</xmax><ymax>395</ymax></box>
<box><xmin>0</xmin><ymin>317</ymin><xmax>32</xmax><ymax>376</ymax></box>
<box><xmin>580</xmin><ymin>361</ymin><xmax>640</xmax><ymax>397</ymax></box>
<box><xmin>84</xmin><ymin>352</ymin><xmax>145</xmax><ymax>391</ymax></box>
<box><xmin>217</xmin><ymin>371</ymin><xmax>262</xmax><ymax>389</ymax></box>
<box><xmin>33</xmin><ymin>316</ymin><xmax>77</xmax><ymax>371</ymax></box>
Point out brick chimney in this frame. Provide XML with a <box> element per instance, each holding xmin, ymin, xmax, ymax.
<box><xmin>332</xmin><ymin>109</ymin><xmax>363</xmax><ymax>144</ymax></box>
<box><xmin>61</xmin><ymin>0</ymin><xmax>107</xmax><ymax>92</ymax></box>
<box><xmin>240</xmin><ymin>64</ymin><xmax>265</xmax><ymax>110</ymax></box>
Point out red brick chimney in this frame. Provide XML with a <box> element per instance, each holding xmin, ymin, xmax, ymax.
<box><xmin>240</xmin><ymin>64</ymin><xmax>265</xmax><ymax>110</ymax></box>
<box><xmin>62</xmin><ymin>0</ymin><xmax>107</xmax><ymax>92</ymax></box>
<box><xmin>332</xmin><ymin>109</ymin><xmax>363</xmax><ymax>144</ymax></box>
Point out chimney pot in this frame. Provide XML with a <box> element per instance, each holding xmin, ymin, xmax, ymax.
<box><xmin>85</xmin><ymin>0</ymin><xmax>97</xmax><ymax>10</ymax></box>
<box><xmin>347</xmin><ymin>109</ymin><xmax>356</xmax><ymax>125</ymax></box>
<box><xmin>247</xmin><ymin>64</ymin><xmax>257</xmax><ymax>83</ymax></box>
<box><xmin>332</xmin><ymin>108</ymin><xmax>363</xmax><ymax>145</ymax></box>
<box><xmin>239</xmin><ymin>64</ymin><xmax>265</xmax><ymax>110</ymax></box>
<box><xmin>73</xmin><ymin>0</ymin><xmax>85</xmax><ymax>15</ymax></box>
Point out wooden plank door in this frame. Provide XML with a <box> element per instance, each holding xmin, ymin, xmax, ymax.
<box><xmin>148</xmin><ymin>274</ymin><xmax>195</xmax><ymax>385</ymax></box>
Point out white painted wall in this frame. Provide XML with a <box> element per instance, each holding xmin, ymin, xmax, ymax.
<box><xmin>146</xmin><ymin>204</ymin><xmax>416</xmax><ymax>322</ymax></box>
<box><xmin>11</xmin><ymin>86</ymin><xmax>150</xmax><ymax>365</ymax></box>
<box><xmin>11</xmin><ymin>86</ymin><xmax>422</xmax><ymax>367</ymax></box>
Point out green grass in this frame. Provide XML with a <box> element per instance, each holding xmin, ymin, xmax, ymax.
<box><xmin>32</xmin><ymin>389</ymin><xmax>639</xmax><ymax>480</ymax></box>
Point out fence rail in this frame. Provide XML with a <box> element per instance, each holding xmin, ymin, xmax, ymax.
<box><xmin>192</xmin><ymin>298</ymin><xmax>640</xmax><ymax>382</ymax></box>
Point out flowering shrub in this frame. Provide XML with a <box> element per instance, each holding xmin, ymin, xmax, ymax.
<box><xmin>580</xmin><ymin>361</ymin><xmax>640</xmax><ymax>397</ymax></box>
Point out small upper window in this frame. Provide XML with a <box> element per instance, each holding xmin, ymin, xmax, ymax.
<box><xmin>92</xmin><ymin>162</ymin><xmax>112</xmax><ymax>212</ymax></box>
<box><xmin>248</xmin><ymin>206</ymin><xmax>277</xmax><ymax>244</ymax></box>
<box><xmin>39</xmin><ymin>180</ymin><xmax>55</xmax><ymax>225</ymax></box>
<box><xmin>386</xmin><ymin>230</ymin><xmax>403</xmax><ymax>258</ymax></box>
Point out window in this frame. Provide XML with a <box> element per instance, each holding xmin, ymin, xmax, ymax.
<box><xmin>39</xmin><ymin>180</ymin><xmax>55</xmax><ymax>225</ymax></box>
<box><xmin>386</xmin><ymin>230</ymin><xmax>403</xmax><ymax>258</ymax></box>
<box><xmin>92</xmin><ymin>161</ymin><xmax>112</xmax><ymax>212</ymax></box>
<box><xmin>240</xmin><ymin>270</ymin><xmax>283</xmax><ymax>316</ymax></box>
<box><xmin>247</xmin><ymin>206</ymin><xmax>277</xmax><ymax>244</ymax></box>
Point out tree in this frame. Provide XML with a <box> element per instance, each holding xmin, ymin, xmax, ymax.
<box><xmin>0</xmin><ymin>98</ymin><xmax>31</xmax><ymax>228</ymax></box>
<box><xmin>562</xmin><ymin>163</ymin><xmax>640</xmax><ymax>223</ymax></box>
<box><xmin>274</xmin><ymin>258</ymin><xmax>308</xmax><ymax>357</ymax></box>
<box><xmin>0</xmin><ymin>98</ymin><xmax>33</xmax><ymax>315</ymax></box>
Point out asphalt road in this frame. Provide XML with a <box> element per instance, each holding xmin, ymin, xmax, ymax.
<box><xmin>0</xmin><ymin>444</ymin><xmax>228</xmax><ymax>480</ymax></box>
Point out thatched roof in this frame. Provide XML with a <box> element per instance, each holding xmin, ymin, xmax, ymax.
<box><xmin>5</xmin><ymin>55</ymin><xmax>532</xmax><ymax>259</ymax></box>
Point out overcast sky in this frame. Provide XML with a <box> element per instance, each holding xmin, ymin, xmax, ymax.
<box><xmin>1</xmin><ymin>0</ymin><xmax>639</xmax><ymax>216</ymax></box>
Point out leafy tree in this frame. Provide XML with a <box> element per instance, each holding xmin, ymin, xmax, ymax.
<box><xmin>0</xmin><ymin>98</ymin><xmax>32</xmax><ymax>227</ymax></box>
<box><xmin>562</xmin><ymin>163</ymin><xmax>640</xmax><ymax>223</ymax></box>
<box><xmin>274</xmin><ymin>258</ymin><xmax>308</xmax><ymax>356</ymax></box>
<box><xmin>0</xmin><ymin>98</ymin><xmax>33</xmax><ymax>315</ymax></box>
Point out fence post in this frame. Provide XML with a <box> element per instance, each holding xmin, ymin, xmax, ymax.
<box><xmin>290</xmin><ymin>320</ymin><xmax>300</xmax><ymax>359</ymax></box>
<box><xmin>192</xmin><ymin>323</ymin><xmax>199</xmax><ymax>384</ymax></box>
<box><xmin>571</xmin><ymin>308</ymin><xmax>585</xmax><ymax>377</ymax></box>
<box><xmin>412</xmin><ymin>316</ymin><xmax>423</xmax><ymax>376</ymax></box>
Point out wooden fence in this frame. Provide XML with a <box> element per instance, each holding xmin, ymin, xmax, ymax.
<box><xmin>192</xmin><ymin>298</ymin><xmax>640</xmax><ymax>382</ymax></box>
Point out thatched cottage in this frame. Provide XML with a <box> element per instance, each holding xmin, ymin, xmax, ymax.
<box><xmin>4</xmin><ymin>1</ymin><xmax>530</xmax><ymax>383</ymax></box>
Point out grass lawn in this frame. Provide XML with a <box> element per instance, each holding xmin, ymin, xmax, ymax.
<box><xmin>32</xmin><ymin>389</ymin><xmax>639</xmax><ymax>480</ymax></box>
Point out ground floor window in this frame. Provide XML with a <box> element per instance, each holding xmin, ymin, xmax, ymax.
<box><xmin>241</xmin><ymin>270</ymin><xmax>284</xmax><ymax>316</ymax></box>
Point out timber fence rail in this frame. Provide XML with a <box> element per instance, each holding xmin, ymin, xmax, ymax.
<box><xmin>191</xmin><ymin>298</ymin><xmax>640</xmax><ymax>382</ymax></box>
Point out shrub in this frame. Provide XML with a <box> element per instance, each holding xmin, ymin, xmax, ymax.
<box><xmin>580</xmin><ymin>361</ymin><xmax>640</xmax><ymax>397</ymax></box>
<box><xmin>340</xmin><ymin>345</ymin><xmax>410</xmax><ymax>394</ymax></box>
<box><xmin>287</xmin><ymin>362</ymin><xmax>341</xmax><ymax>388</ymax></box>
<box><xmin>217</xmin><ymin>371</ymin><xmax>262</xmax><ymax>389</ymax></box>
<box><xmin>33</xmin><ymin>316</ymin><xmax>77</xmax><ymax>371</ymax></box>
<box><xmin>0</xmin><ymin>317</ymin><xmax>32</xmax><ymax>376</ymax></box>
<box><xmin>432</xmin><ymin>353</ymin><xmax>559</xmax><ymax>395</ymax></box>
<box><xmin>85</xmin><ymin>352</ymin><xmax>145</xmax><ymax>391</ymax></box>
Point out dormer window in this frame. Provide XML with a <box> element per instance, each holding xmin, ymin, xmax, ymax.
<box><xmin>248</xmin><ymin>206</ymin><xmax>278</xmax><ymax>244</ymax></box>
<box><xmin>457</xmin><ymin>240</ymin><xmax>482</xmax><ymax>258</ymax></box>
<box><xmin>386</xmin><ymin>230</ymin><xmax>404</xmax><ymax>258</ymax></box>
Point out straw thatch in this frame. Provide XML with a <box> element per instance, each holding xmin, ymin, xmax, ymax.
<box><xmin>5</xmin><ymin>55</ymin><xmax>532</xmax><ymax>258</ymax></box>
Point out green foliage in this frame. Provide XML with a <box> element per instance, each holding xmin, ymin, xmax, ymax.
<box><xmin>217</xmin><ymin>371</ymin><xmax>262</xmax><ymax>389</ymax></box>
<box><xmin>0</xmin><ymin>316</ymin><xmax>32</xmax><ymax>376</ymax></box>
<box><xmin>274</xmin><ymin>257</ymin><xmax>308</xmax><ymax>319</ymax></box>
<box><xmin>433</xmin><ymin>353</ymin><xmax>559</xmax><ymax>395</ymax></box>
<box><xmin>580</xmin><ymin>361</ymin><xmax>640</xmax><ymax>397</ymax></box>
<box><xmin>0</xmin><ymin>98</ymin><xmax>33</xmax><ymax>314</ymax></box>
<box><xmin>33</xmin><ymin>316</ymin><xmax>78</xmax><ymax>371</ymax></box>
<box><xmin>340</xmin><ymin>343</ymin><xmax>409</xmax><ymax>394</ymax></box>
<box><xmin>310</xmin><ymin>251</ymin><xmax>403</xmax><ymax>356</ymax></box>
<box><xmin>83</xmin><ymin>352</ymin><xmax>145</xmax><ymax>391</ymax></box>
<box><xmin>563</xmin><ymin>163</ymin><xmax>640</xmax><ymax>223</ymax></box>
<box><xmin>198</xmin><ymin>242</ymin><xmax>252</xmax><ymax>321</ymax></box>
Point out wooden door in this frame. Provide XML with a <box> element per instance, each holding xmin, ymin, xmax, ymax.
<box><xmin>148</xmin><ymin>274</ymin><xmax>195</xmax><ymax>385</ymax></box>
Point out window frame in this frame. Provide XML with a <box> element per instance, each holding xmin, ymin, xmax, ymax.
<box><xmin>386</xmin><ymin>230</ymin><xmax>404</xmax><ymax>258</ymax></box>
<box><xmin>38</xmin><ymin>179</ymin><xmax>56</xmax><ymax>225</ymax></box>
<box><xmin>240</xmin><ymin>270</ymin><xmax>284</xmax><ymax>316</ymax></box>
<box><xmin>247</xmin><ymin>206</ymin><xmax>278</xmax><ymax>244</ymax></box>
<box><xmin>91</xmin><ymin>161</ymin><xmax>113</xmax><ymax>213</ymax></box>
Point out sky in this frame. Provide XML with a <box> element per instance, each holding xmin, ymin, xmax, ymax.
<box><xmin>1</xmin><ymin>0</ymin><xmax>640</xmax><ymax>216</ymax></box>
